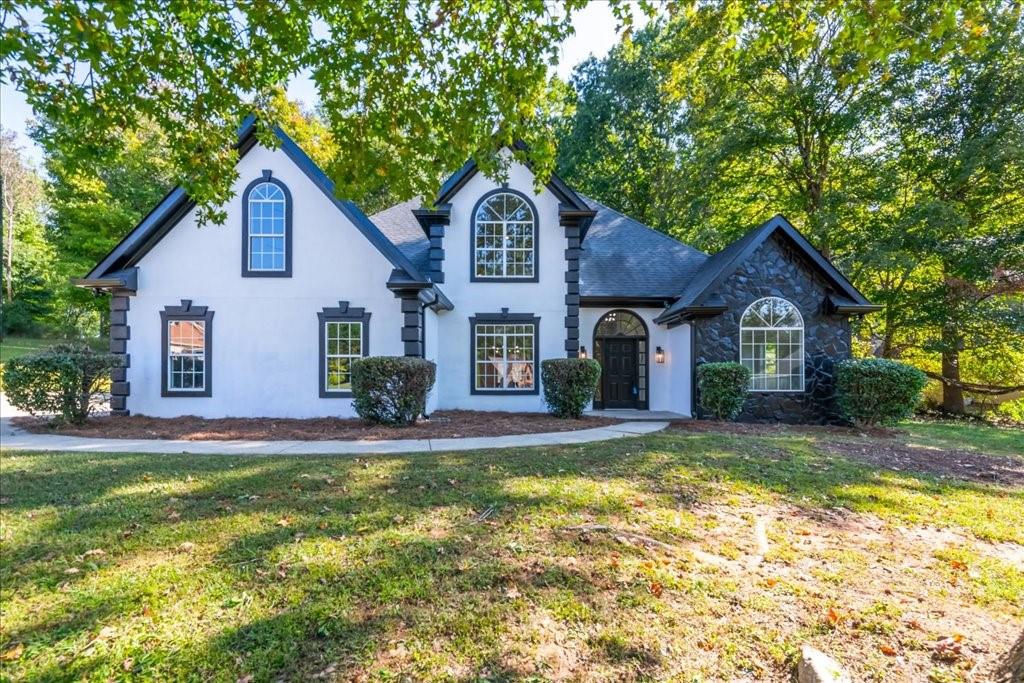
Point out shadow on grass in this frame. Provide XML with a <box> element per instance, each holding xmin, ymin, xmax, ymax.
<box><xmin>1</xmin><ymin>428</ymin><xmax>1020</xmax><ymax>680</ymax></box>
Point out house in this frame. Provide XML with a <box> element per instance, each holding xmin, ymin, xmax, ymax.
<box><xmin>75</xmin><ymin>120</ymin><xmax>879</xmax><ymax>423</ymax></box>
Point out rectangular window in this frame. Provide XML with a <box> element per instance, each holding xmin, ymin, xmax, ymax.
<box><xmin>741</xmin><ymin>328</ymin><xmax>804</xmax><ymax>391</ymax></box>
<box><xmin>161</xmin><ymin>301</ymin><xmax>213</xmax><ymax>398</ymax></box>
<box><xmin>167</xmin><ymin>320</ymin><xmax>206</xmax><ymax>391</ymax></box>
<box><xmin>473</xmin><ymin>321</ymin><xmax>537</xmax><ymax>392</ymax></box>
<box><xmin>324</xmin><ymin>321</ymin><xmax>362</xmax><ymax>392</ymax></box>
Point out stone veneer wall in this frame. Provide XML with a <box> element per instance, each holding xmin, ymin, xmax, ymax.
<box><xmin>693</xmin><ymin>232</ymin><xmax>851</xmax><ymax>424</ymax></box>
<box><xmin>109</xmin><ymin>291</ymin><xmax>131</xmax><ymax>416</ymax></box>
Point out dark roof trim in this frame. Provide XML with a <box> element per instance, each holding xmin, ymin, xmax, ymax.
<box><xmin>386</xmin><ymin>269</ymin><xmax>454</xmax><ymax>311</ymax></box>
<box><xmin>434</xmin><ymin>144</ymin><xmax>592</xmax><ymax>214</ymax></box>
<box><xmin>71</xmin><ymin>267</ymin><xmax>139</xmax><ymax>292</ymax></box>
<box><xmin>80</xmin><ymin>117</ymin><xmax>438</xmax><ymax>293</ymax></box>
<box><xmin>827</xmin><ymin>293</ymin><xmax>883</xmax><ymax>315</ymax></box>
<box><xmin>580</xmin><ymin>296</ymin><xmax>674</xmax><ymax>308</ymax></box>
<box><xmin>655</xmin><ymin>215</ymin><xmax>874</xmax><ymax>324</ymax></box>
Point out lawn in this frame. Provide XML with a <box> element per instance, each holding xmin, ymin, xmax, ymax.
<box><xmin>0</xmin><ymin>337</ymin><xmax>55</xmax><ymax>365</ymax></box>
<box><xmin>1</xmin><ymin>422</ymin><xmax>1021</xmax><ymax>682</ymax></box>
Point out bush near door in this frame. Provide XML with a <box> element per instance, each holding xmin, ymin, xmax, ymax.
<box><xmin>541</xmin><ymin>358</ymin><xmax>602</xmax><ymax>418</ymax></box>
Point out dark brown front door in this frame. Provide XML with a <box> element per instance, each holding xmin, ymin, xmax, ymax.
<box><xmin>602</xmin><ymin>338</ymin><xmax>637</xmax><ymax>409</ymax></box>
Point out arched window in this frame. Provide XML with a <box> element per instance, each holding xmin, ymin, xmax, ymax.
<box><xmin>740</xmin><ymin>297</ymin><xmax>804</xmax><ymax>391</ymax></box>
<box><xmin>242</xmin><ymin>175</ymin><xmax>292</xmax><ymax>276</ymax></box>
<box><xmin>472</xmin><ymin>190</ymin><xmax>537</xmax><ymax>280</ymax></box>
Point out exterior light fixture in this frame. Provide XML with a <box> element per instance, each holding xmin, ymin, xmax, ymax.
<box><xmin>655</xmin><ymin>346</ymin><xmax>665</xmax><ymax>363</ymax></box>
<box><xmin>579</xmin><ymin>345</ymin><xmax>587</xmax><ymax>359</ymax></box>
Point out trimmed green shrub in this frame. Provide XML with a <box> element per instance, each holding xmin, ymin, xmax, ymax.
<box><xmin>836</xmin><ymin>358</ymin><xmax>928</xmax><ymax>426</ymax></box>
<box><xmin>351</xmin><ymin>356</ymin><xmax>436</xmax><ymax>426</ymax></box>
<box><xmin>697</xmin><ymin>362</ymin><xmax>751</xmax><ymax>420</ymax></box>
<box><xmin>541</xmin><ymin>358</ymin><xmax>602</xmax><ymax>418</ymax></box>
<box><xmin>4</xmin><ymin>343</ymin><xmax>120</xmax><ymax>424</ymax></box>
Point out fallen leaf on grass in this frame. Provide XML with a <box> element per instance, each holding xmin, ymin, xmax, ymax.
<box><xmin>177</xmin><ymin>542</ymin><xmax>195</xmax><ymax>553</ymax></box>
<box><xmin>649</xmin><ymin>581</ymin><xmax>664</xmax><ymax>598</ymax></box>
<box><xmin>83</xmin><ymin>548</ymin><xmax>106</xmax><ymax>558</ymax></box>
<box><xmin>826</xmin><ymin>607</ymin><xmax>843</xmax><ymax>626</ymax></box>
<box><xmin>122</xmin><ymin>657</ymin><xmax>135</xmax><ymax>671</ymax></box>
<box><xmin>276</xmin><ymin>517</ymin><xmax>290</xmax><ymax>527</ymax></box>
<box><xmin>949</xmin><ymin>559</ymin><xmax>968</xmax><ymax>571</ymax></box>
<box><xmin>504</xmin><ymin>585</ymin><xmax>521</xmax><ymax>600</ymax></box>
<box><xmin>933</xmin><ymin>635</ymin><xmax>965</xmax><ymax>662</ymax></box>
<box><xmin>879</xmin><ymin>644</ymin><xmax>898</xmax><ymax>656</ymax></box>
<box><xmin>1</xmin><ymin>643</ymin><xmax>24</xmax><ymax>661</ymax></box>
<box><xmin>63</xmin><ymin>567</ymin><xmax>81</xmax><ymax>575</ymax></box>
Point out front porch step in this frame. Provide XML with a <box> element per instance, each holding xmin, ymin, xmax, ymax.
<box><xmin>586</xmin><ymin>409</ymin><xmax>688</xmax><ymax>421</ymax></box>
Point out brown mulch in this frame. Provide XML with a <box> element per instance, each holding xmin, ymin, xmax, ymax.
<box><xmin>820</xmin><ymin>439</ymin><xmax>1024</xmax><ymax>486</ymax></box>
<box><xmin>11</xmin><ymin>410</ymin><xmax>621</xmax><ymax>442</ymax></box>
<box><xmin>668</xmin><ymin>419</ymin><xmax>898</xmax><ymax>438</ymax></box>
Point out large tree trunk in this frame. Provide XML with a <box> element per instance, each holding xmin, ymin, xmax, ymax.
<box><xmin>941</xmin><ymin>325</ymin><xmax>965</xmax><ymax>414</ymax></box>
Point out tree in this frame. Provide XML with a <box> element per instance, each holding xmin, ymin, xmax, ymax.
<box><xmin>881</xmin><ymin>10</ymin><xmax>1024</xmax><ymax>413</ymax></box>
<box><xmin>555</xmin><ymin>25</ymin><xmax>682</xmax><ymax>231</ymax></box>
<box><xmin>0</xmin><ymin>129</ymin><xmax>50</xmax><ymax>336</ymax></box>
<box><xmin>3</xmin><ymin>0</ymin><xmax>639</xmax><ymax>223</ymax></box>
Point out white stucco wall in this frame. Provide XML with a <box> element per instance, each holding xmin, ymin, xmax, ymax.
<box><xmin>125</xmin><ymin>143</ymin><xmax>405</xmax><ymax>418</ymax></box>
<box><xmin>433</xmin><ymin>158</ymin><xmax>569</xmax><ymax>412</ymax></box>
<box><xmin>578</xmin><ymin>307</ymin><xmax>692</xmax><ymax>416</ymax></box>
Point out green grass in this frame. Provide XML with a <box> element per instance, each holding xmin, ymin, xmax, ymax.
<box><xmin>0</xmin><ymin>337</ymin><xmax>55</xmax><ymax>364</ymax></box>
<box><xmin>902</xmin><ymin>419</ymin><xmax>1024</xmax><ymax>459</ymax></box>
<box><xmin>1</xmin><ymin>421</ymin><xmax>1021</xmax><ymax>681</ymax></box>
<box><xmin>0</xmin><ymin>336</ymin><xmax>107</xmax><ymax>364</ymax></box>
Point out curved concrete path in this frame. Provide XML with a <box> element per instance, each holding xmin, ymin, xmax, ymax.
<box><xmin>0</xmin><ymin>417</ymin><xmax>669</xmax><ymax>456</ymax></box>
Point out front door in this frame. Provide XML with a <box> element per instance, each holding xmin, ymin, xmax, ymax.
<box><xmin>602</xmin><ymin>338</ymin><xmax>637</xmax><ymax>409</ymax></box>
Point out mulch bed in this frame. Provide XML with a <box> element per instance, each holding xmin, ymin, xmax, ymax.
<box><xmin>12</xmin><ymin>410</ymin><xmax>621</xmax><ymax>442</ymax></box>
<box><xmin>668</xmin><ymin>419</ymin><xmax>898</xmax><ymax>439</ymax></box>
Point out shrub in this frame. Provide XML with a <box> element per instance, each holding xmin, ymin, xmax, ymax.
<box><xmin>697</xmin><ymin>362</ymin><xmax>751</xmax><ymax>420</ymax></box>
<box><xmin>4</xmin><ymin>343</ymin><xmax>120</xmax><ymax>424</ymax></box>
<box><xmin>836</xmin><ymin>358</ymin><xmax>928</xmax><ymax>427</ymax></box>
<box><xmin>541</xmin><ymin>358</ymin><xmax>602</xmax><ymax>418</ymax></box>
<box><xmin>351</xmin><ymin>356</ymin><xmax>436</xmax><ymax>426</ymax></box>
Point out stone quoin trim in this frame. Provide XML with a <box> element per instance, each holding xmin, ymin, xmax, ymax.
<box><xmin>241</xmin><ymin>170</ymin><xmax>293</xmax><ymax>278</ymax></box>
<box><xmin>469</xmin><ymin>309</ymin><xmax>541</xmax><ymax>395</ymax></box>
<box><xmin>317</xmin><ymin>301</ymin><xmax>371</xmax><ymax>398</ymax></box>
<box><xmin>398</xmin><ymin>293</ymin><xmax>426</xmax><ymax>357</ymax></box>
<box><xmin>160</xmin><ymin>300</ymin><xmax>214</xmax><ymax>398</ymax></box>
<box><xmin>563</xmin><ymin>221</ymin><xmax>581</xmax><ymax>357</ymax></box>
<box><xmin>109</xmin><ymin>292</ymin><xmax>132</xmax><ymax>415</ymax></box>
<box><xmin>413</xmin><ymin>206</ymin><xmax>450</xmax><ymax>284</ymax></box>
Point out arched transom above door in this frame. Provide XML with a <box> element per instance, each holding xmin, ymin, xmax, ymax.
<box><xmin>593</xmin><ymin>310</ymin><xmax>648</xmax><ymax>410</ymax></box>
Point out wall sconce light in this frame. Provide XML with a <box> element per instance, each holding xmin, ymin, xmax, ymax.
<box><xmin>579</xmin><ymin>345</ymin><xmax>587</xmax><ymax>359</ymax></box>
<box><xmin>655</xmin><ymin>346</ymin><xmax>665</xmax><ymax>363</ymax></box>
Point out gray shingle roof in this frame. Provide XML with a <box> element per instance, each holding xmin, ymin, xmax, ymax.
<box><xmin>578</xmin><ymin>196</ymin><xmax>707</xmax><ymax>299</ymax></box>
<box><xmin>369</xmin><ymin>194</ymin><xmax>710</xmax><ymax>299</ymax></box>
<box><xmin>370</xmin><ymin>198</ymin><xmax>432</xmax><ymax>274</ymax></box>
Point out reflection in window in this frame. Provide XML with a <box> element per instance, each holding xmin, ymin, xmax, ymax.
<box><xmin>247</xmin><ymin>182</ymin><xmax>287</xmax><ymax>271</ymax></box>
<box><xmin>474</xmin><ymin>323</ymin><xmax>536</xmax><ymax>390</ymax></box>
<box><xmin>167</xmin><ymin>320</ymin><xmax>206</xmax><ymax>391</ymax></box>
<box><xmin>740</xmin><ymin>297</ymin><xmax>804</xmax><ymax>391</ymax></box>
<box><xmin>324</xmin><ymin>321</ymin><xmax>363</xmax><ymax>392</ymax></box>
<box><xmin>474</xmin><ymin>192</ymin><xmax>535</xmax><ymax>278</ymax></box>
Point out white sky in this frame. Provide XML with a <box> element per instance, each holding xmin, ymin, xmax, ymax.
<box><xmin>0</xmin><ymin>1</ymin><xmax>650</xmax><ymax>168</ymax></box>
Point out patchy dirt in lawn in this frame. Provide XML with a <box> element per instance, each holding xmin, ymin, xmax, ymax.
<box><xmin>669</xmin><ymin>419</ymin><xmax>897</xmax><ymax>438</ymax></box>
<box><xmin>11</xmin><ymin>410</ymin><xmax>621</xmax><ymax>441</ymax></box>
<box><xmin>821</xmin><ymin>439</ymin><xmax>1024</xmax><ymax>486</ymax></box>
<box><xmin>670</xmin><ymin>420</ymin><xmax>1024</xmax><ymax>485</ymax></box>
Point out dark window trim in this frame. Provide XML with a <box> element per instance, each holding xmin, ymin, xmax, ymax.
<box><xmin>592</xmin><ymin>309</ymin><xmax>650</xmax><ymax>410</ymax></box>
<box><xmin>469</xmin><ymin>188</ymin><xmax>540</xmax><ymax>283</ymax></box>
<box><xmin>241</xmin><ymin>170</ymin><xmax>293</xmax><ymax>278</ymax></box>
<box><xmin>469</xmin><ymin>310</ymin><xmax>541</xmax><ymax>395</ymax></box>
<box><xmin>318</xmin><ymin>301</ymin><xmax>371</xmax><ymax>398</ymax></box>
<box><xmin>160</xmin><ymin>300</ymin><xmax>214</xmax><ymax>398</ymax></box>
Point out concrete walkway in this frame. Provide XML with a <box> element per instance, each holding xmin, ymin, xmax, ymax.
<box><xmin>0</xmin><ymin>415</ymin><xmax>669</xmax><ymax>456</ymax></box>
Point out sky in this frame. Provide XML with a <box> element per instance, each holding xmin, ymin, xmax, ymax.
<box><xmin>0</xmin><ymin>1</ymin><xmax>651</xmax><ymax>169</ymax></box>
